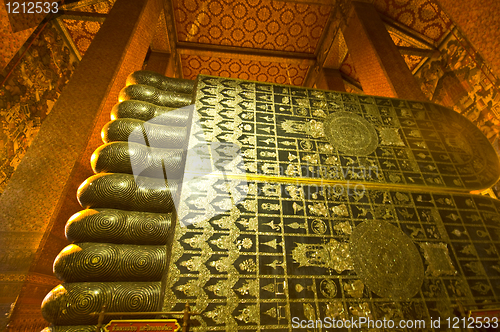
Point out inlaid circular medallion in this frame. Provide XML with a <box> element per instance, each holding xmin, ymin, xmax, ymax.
<box><xmin>319</xmin><ymin>279</ymin><xmax>337</xmax><ymax>298</ymax></box>
<box><xmin>349</xmin><ymin>220</ymin><xmax>424</xmax><ymax>300</ymax></box>
<box><xmin>323</xmin><ymin>112</ymin><xmax>378</xmax><ymax>155</ymax></box>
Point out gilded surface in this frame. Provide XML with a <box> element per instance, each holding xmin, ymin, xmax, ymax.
<box><xmin>188</xmin><ymin>76</ymin><xmax>500</xmax><ymax>190</ymax></box>
<box><xmin>162</xmin><ymin>75</ymin><xmax>500</xmax><ymax>331</ymax></box>
<box><xmin>42</xmin><ymin>282</ymin><xmax>161</xmax><ymax>325</ymax></box>
<box><xmin>323</xmin><ymin>111</ymin><xmax>379</xmax><ymax>156</ymax></box>
<box><xmin>164</xmin><ymin>179</ymin><xmax>500</xmax><ymax>331</ymax></box>
<box><xmin>41</xmin><ymin>72</ymin><xmax>500</xmax><ymax>331</ymax></box>
<box><xmin>349</xmin><ymin>220</ymin><xmax>424</xmax><ymax>300</ymax></box>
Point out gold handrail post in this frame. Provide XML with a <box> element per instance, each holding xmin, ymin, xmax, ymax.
<box><xmin>182</xmin><ymin>302</ymin><xmax>190</xmax><ymax>332</ymax></box>
<box><xmin>96</xmin><ymin>304</ymin><xmax>107</xmax><ymax>332</ymax></box>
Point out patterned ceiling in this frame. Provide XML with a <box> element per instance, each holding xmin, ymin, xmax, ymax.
<box><xmin>1</xmin><ymin>0</ymin><xmax>455</xmax><ymax>87</ymax></box>
<box><xmin>173</xmin><ymin>0</ymin><xmax>332</xmax><ymax>53</ymax></box>
<box><xmin>173</xmin><ymin>0</ymin><xmax>332</xmax><ymax>86</ymax></box>
<box><xmin>373</xmin><ymin>0</ymin><xmax>451</xmax><ymax>42</ymax></box>
<box><xmin>61</xmin><ymin>0</ymin><xmax>115</xmax><ymax>57</ymax></box>
<box><xmin>389</xmin><ymin>32</ymin><xmax>425</xmax><ymax>72</ymax></box>
<box><xmin>336</xmin><ymin>0</ymin><xmax>451</xmax><ymax>85</ymax></box>
<box><xmin>63</xmin><ymin>19</ymin><xmax>103</xmax><ymax>56</ymax></box>
<box><xmin>171</xmin><ymin>0</ymin><xmax>454</xmax><ymax>86</ymax></box>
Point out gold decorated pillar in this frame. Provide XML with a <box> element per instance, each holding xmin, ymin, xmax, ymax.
<box><xmin>146</xmin><ymin>51</ymin><xmax>175</xmax><ymax>77</ymax></box>
<box><xmin>315</xmin><ymin>68</ymin><xmax>347</xmax><ymax>92</ymax></box>
<box><xmin>342</xmin><ymin>1</ymin><xmax>427</xmax><ymax>100</ymax></box>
